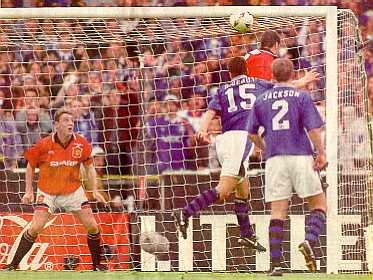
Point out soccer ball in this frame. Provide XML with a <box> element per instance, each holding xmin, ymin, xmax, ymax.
<box><xmin>140</xmin><ymin>231</ymin><xmax>170</xmax><ymax>254</ymax></box>
<box><xmin>229</xmin><ymin>12</ymin><xmax>254</xmax><ymax>33</ymax></box>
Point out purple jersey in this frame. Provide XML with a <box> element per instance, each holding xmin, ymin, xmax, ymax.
<box><xmin>208</xmin><ymin>75</ymin><xmax>273</xmax><ymax>133</ymax></box>
<box><xmin>247</xmin><ymin>85</ymin><xmax>324</xmax><ymax>159</ymax></box>
<box><xmin>146</xmin><ymin>116</ymin><xmax>192</xmax><ymax>173</ymax></box>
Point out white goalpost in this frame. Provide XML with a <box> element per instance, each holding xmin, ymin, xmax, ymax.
<box><xmin>0</xmin><ymin>6</ymin><xmax>370</xmax><ymax>275</ymax></box>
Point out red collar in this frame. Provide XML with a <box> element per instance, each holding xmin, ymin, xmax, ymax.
<box><xmin>261</xmin><ymin>48</ymin><xmax>276</xmax><ymax>58</ymax></box>
<box><xmin>52</xmin><ymin>133</ymin><xmax>75</xmax><ymax>148</ymax></box>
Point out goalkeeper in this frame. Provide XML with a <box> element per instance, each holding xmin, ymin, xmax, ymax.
<box><xmin>2</xmin><ymin>109</ymin><xmax>108</xmax><ymax>271</ymax></box>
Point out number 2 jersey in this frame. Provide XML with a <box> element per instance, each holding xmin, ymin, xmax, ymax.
<box><xmin>208</xmin><ymin>74</ymin><xmax>273</xmax><ymax>133</ymax></box>
<box><xmin>247</xmin><ymin>85</ymin><xmax>324</xmax><ymax>159</ymax></box>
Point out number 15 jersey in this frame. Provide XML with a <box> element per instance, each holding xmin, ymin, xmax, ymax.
<box><xmin>208</xmin><ymin>75</ymin><xmax>273</xmax><ymax>133</ymax></box>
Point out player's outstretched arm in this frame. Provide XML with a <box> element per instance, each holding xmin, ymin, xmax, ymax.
<box><xmin>248</xmin><ymin>134</ymin><xmax>266</xmax><ymax>152</ymax></box>
<box><xmin>291</xmin><ymin>69</ymin><xmax>319</xmax><ymax>89</ymax></box>
<box><xmin>22</xmin><ymin>163</ymin><xmax>35</xmax><ymax>204</ymax></box>
<box><xmin>308</xmin><ymin>128</ymin><xmax>327</xmax><ymax>171</ymax></box>
<box><xmin>84</xmin><ymin>163</ymin><xmax>108</xmax><ymax>205</ymax></box>
<box><xmin>196</xmin><ymin>109</ymin><xmax>216</xmax><ymax>144</ymax></box>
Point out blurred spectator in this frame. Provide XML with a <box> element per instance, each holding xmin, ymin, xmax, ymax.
<box><xmin>40</xmin><ymin>63</ymin><xmax>62</xmax><ymax>97</ymax></box>
<box><xmin>190</xmin><ymin>61</ymin><xmax>211</xmax><ymax>90</ymax></box>
<box><xmin>178</xmin><ymin>90</ymin><xmax>206</xmax><ymax>132</ymax></box>
<box><xmin>0</xmin><ymin>90</ymin><xmax>21</xmax><ymax>169</ymax></box>
<box><xmin>364</xmin><ymin>48</ymin><xmax>373</xmax><ymax>77</ymax></box>
<box><xmin>368</xmin><ymin>74</ymin><xmax>373</xmax><ymax>115</ymax></box>
<box><xmin>85</xmin><ymin>0</ymin><xmax>116</xmax><ymax>6</ymax></box>
<box><xmin>71</xmin><ymin>0</ymin><xmax>86</xmax><ymax>6</ymax></box>
<box><xmin>367</xmin><ymin>13</ymin><xmax>373</xmax><ymax>41</ymax></box>
<box><xmin>38</xmin><ymin>90</ymin><xmax>51</xmax><ymax>113</ymax></box>
<box><xmin>339</xmin><ymin>105</ymin><xmax>370</xmax><ymax>170</ymax></box>
<box><xmin>14</xmin><ymin>87</ymin><xmax>38</xmax><ymax>113</ymax></box>
<box><xmin>99</xmin><ymin>89</ymin><xmax>139</xmax><ymax>175</ymax></box>
<box><xmin>207</xmin><ymin>117</ymin><xmax>221</xmax><ymax>169</ymax></box>
<box><xmin>192</xmin><ymin>36</ymin><xmax>229</xmax><ymax>62</ymax></box>
<box><xmin>45</xmin><ymin>0</ymin><xmax>70</xmax><ymax>7</ymax></box>
<box><xmin>1</xmin><ymin>0</ymin><xmax>17</xmax><ymax>7</ymax></box>
<box><xmin>22</xmin><ymin>0</ymin><xmax>45</xmax><ymax>8</ymax></box>
<box><xmin>134</xmin><ymin>95</ymin><xmax>163</xmax><ymax>175</ymax></box>
<box><xmin>55</xmin><ymin>32</ymin><xmax>75</xmax><ymax>61</ymax></box>
<box><xmin>0</xmin><ymin>48</ymin><xmax>12</xmax><ymax>75</ymax></box>
<box><xmin>145</xmin><ymin>94</ymin><xmax>194</xmax><ymax>173</ymax></box>
<box><xmin>303</xmin><ymin>36</ymin><xmax>325</xmax><ymax>92</ymax></box>
<box><xmin>51</xmin><ymin>82</ymin><xmax>79</xmax><ymax>109</ymax></box>
<box><xmin>178</xmin><ymin>91</ymin><xmax>208</xmax><ymax>169</ymax></box>
<box><xmin>117</xmin><ymin>0</ymin><xmax>135</xmax><ymax>6</ymax></box>
<box><xmin>39</xmin><ymin>19</ymin><xmax>59</xmax><ymax>47</ymax></box>
<box><xmin>145</xmin><ymin>95</ymin><xmax>163</xmax><ymax>122</ymax></box>
<box><xmin>68</xmin><ymin>96</ymin><xmax>99</xmax><ymax>145</ymax></box>
<box><xmin>15</xmin><ymin>91</ymin><xmax>52</xmax><ymax>152</ymax></box>
<box><xmin>164</xmin><ymin>37</ymin><xmax>191</xmax><ymax>77</ymax></box>
<box><xmin>207</xmin><ymin>55</ymin><xmax>229</xmax><ymax>86</ymax></box>
<box><xmin>85</xmin><ymin>72</ymin><xmax>104</xmax><ymax>100</ymax></box>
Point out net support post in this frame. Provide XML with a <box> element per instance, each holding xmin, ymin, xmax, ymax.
<box><xmin>325</xmin><ymin>6</ymin><xmax>339</xmax><ymax>275</ymax></box>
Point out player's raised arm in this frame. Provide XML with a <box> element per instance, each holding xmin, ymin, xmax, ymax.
<box><xmin>291</xmin><ymin>69</ymin><xmax>320</xmax><ymax>89</ymax></box>
<box><xmin>22</xmin><ymin>163</ymin><xmax>35</xmax><ymax>204</ymax></box>
<box><xmin>248</xmin><ymin>134</ymin><xmax>266</xmax><ymax>152</ymax></box>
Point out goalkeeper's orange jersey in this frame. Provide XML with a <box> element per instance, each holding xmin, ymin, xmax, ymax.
<box><xmin>245</xmin><ymin>48</ymin><xmax>275</xmax><ymax>81</ymax></box>
<box><xmin>24</xmin><ymin>133</ymin><xmax>92</xmax><ymax>195</ymax></box>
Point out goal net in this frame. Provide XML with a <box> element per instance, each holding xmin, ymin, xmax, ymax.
<box><xmin>0</xmin><ymin>6</ymin><xmax>371</xmax><ymax>274</ymax></box>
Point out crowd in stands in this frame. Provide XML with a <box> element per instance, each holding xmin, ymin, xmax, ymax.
<box><xmin>0</xmin><ymin>0</ymin><xmax>370</xmax><ymax>176</ymax></box>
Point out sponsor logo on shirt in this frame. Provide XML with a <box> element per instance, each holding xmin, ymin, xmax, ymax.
<box><xmin>50</xmin><ymin>160</ymin><xmax>78</xmax><ymax>167</ymax></box>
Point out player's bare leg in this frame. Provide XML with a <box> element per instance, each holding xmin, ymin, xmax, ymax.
<box><xmin>2</xmin><ymin>210</ymin><xmax>50</xmax><ymax>271</ymax></box>
<box><xmin>298</xmin><ymin>192</ymin><xmax>327</xmax><ymax>273</ymax></box>
<box><xmin>267</xmin><ymin>199</ymin><xmax>289</xmax><ymax>276</ymax></box>
<box><xmin>235</xmin><ymin>178</ymin><xmax>266</xmax><ymax>252</ymax></box>
<box><xmin>73</xmin><ymin>205</ymin><xmax>107</xmax><ymax>271</ymax></box>
<box><xmin>216</xmin><ymin>176</ymin><xmax>239</xmax><ymax>201</ymax></box>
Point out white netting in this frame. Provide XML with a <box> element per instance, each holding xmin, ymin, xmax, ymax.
<box><xmin>337</xmin><ymin>10</ymin><xmax>372</xmax><ymax>273</ymax></box>
<box><xmin>0</xmin><ymin>7</ymin><xmax>370</xmax><ymax>274</ymax></box>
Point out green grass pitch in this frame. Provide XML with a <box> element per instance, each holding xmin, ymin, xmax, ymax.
<box><xmin>0</xmin><ymin>272</ymin><xmax>371</xmax><ymax>280</ymax></box>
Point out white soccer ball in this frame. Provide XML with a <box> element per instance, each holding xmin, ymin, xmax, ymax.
<box><xmin>229</xmin><ymin>12</ymin><xmax>254</xmax><ymax>33</ymax></box>
<box><xmin>139</xmin><ymin>231</ymin><xmax>170</xmax><ymax>254</ymax></box>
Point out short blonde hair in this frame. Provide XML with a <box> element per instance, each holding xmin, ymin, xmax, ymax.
<box><xmin>272</xmin><ymin>58</ymin><xmax>294</xmax><ymax>82</ymax></box>
<box><xmin>54</xmin><ymin>108</ymin><xmax>73</xmax><ymax>122</ymax></box>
